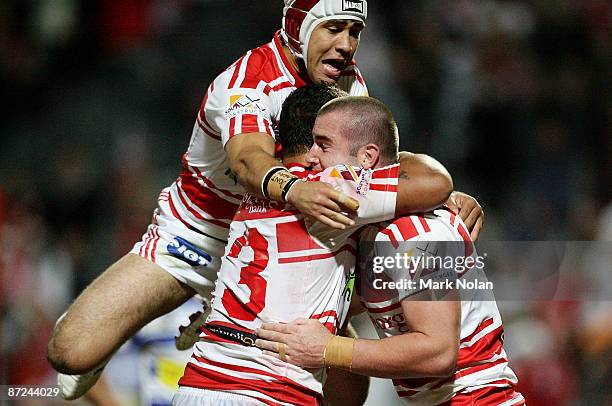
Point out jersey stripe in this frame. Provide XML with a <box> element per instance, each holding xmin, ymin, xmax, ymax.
<box><xmin>264</xmin><ymin>80</ymin><xmax>294</xmax><ymax>95</ymax></box>
<box><xmin>461</xmin><ymin>317</ymin><xmax>495</xmax><ymax>345</ymax></box>
<box><xmin>361</xmin><ymin>210</ymin><xmax>520</xmax><ymax>404</ymax></box>
<box><xmin>311</xmin><ymin>310</ymin><xmax>339</xmax><ymax>334</ymax></box>
<box><xmin>369</xmin><ymin>183</ymin><xmax>398</xmax><ymax>192</ymax></box>
<box><xmin>139</xmin><ymin>227</ymin><xmax>154</xmax><ymax>258</ymax></box>
<box><xmin>197</xmin><ymin>118</ymin><xmax>222</xmax><ymax>141</ymax></box>
<box><xmin>178</xmin><ymin>177</ymin><xmax>236</xmax><ymax>221</ymax></box>
<box><xmin>277</xmin><ymin>244</ymin><xmax>356</xmax><ymax>264</ymax></box>
<box><xmin>271</xmin><ymin>32</ymin><xmax>306</xmax><ymax>87</ymax></box>
<box><xmin>361</xmin><ymin>301</ymin><xmax>402</xmax><ymax>314</ymax></box>
<box><xmin>276</xmin><ymin>220</ymin><xmax>315</xmax><ymax>252</ymax></box>
<box><xmin>166</xmin><ymin>192</ymin><xmax>222</xmax><ymax>236</ymax></box>
<box><xmin>189</xmin><ymin>164</ymin><xmax>242</xmax><ymax>201</ymax></box>
<box><xmin>395</xmin><ymin>217</ymin><xmax>419</xmax><ymax>241</ymax></box>
<box><xmin>180</xmin><ymin>357</ymin><xmax>321</xmax><ymax>406</ymax></box>
<box><xmin>150</xmin><ymin>226</ymin><xmax>160</xmax><ymax>263</ymax></box>
<box><xmin>458</xmin><ymin>326</ymin><xmax>505</xmax><ymax>365</ymax></box>
<box><xmin>227</xmin><ymin>57</ymin><xmax>243</xmax><ymax>89</ymax></box>
<box><xmin>175</xmin><ymin>183</ymin><xmax>231</xmax><ymax>229</ymax></box>
<box><xmin>380</xmin><ymin>227</ymin><xmax>400</xmax><ymax>248</ymax></box>
<box><xmin>454</xmin><ymin>358</ymin><xmax>509</xmax><ymax>381</ymax></box>
<box><xmin>418</xmin><ymin>216</ymin><xmax>431</xmax><ymax>232</ymax></box>
<box><xmin>372</xmin><ymin>164</ymin><xmax>400</xmax><ymax>179</ymax></box>
<box><xmin>450</xmin><ymin>386</ymin><xmax>525</xmax><ymax>406</ymax></box>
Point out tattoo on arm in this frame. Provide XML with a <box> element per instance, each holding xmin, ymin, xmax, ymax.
<box><xmin>399</xmin><ymin>170</ymin><xmax>410</xmax><ymax>180</ymax></box>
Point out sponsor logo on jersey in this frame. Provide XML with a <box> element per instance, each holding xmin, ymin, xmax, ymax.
<box><xmin>241</xmin><ymin>194</ymin><xmax>280</xmax><ymax>214</ymax></box>
<box><xmin>328</xmin><ymin>167</ymin><xmax>342</xmax><ymax>179</ymax></box>
<box><xmin>355</xmin><ymin>168</ymin><xmax>372</xmax><ymax>195</ymax></box>
<box><xmin>329</xmin><ymin>164</ymin><xmax>360</xmax><ymax>182</ymax></box>
<box><xmin>370</xmin><ymin>312</ymin><xmax>410</xmax><ymax>332</ymax></box>
<box><xmin>342</xmin><ymin>267</ymin><xmax>356</xmax><ymax>303</ymax></box>
<box><xmin>225</xmin><ymin>92</ymin><xmax>267</xmax><ymax>119</ymax></box>
<box><xmin>342</xmin><ymin>0</ymin><xmax>364</xmax><ymax>13</ymax></box>
<box><xmin>167</xmin><ymin>237</ymin><xmax>212</xmax><ymax>267</ymax></box>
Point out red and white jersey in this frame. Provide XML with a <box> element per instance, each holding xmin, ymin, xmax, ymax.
<box><xmin>359</xmin><ymin>209</ymin><xmax>524</xmax><ymax>406</ymax></box>
<box><xmin>179</xmin><ymin>164</ymin><xmax>398</xmax><ymax>406</ymax></box>
<box><xmin>165</xmin><ymin>31</ymin><xmax>367</xmax><ymax>242</ymax></box>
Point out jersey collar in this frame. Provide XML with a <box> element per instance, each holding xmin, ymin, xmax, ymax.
<box><xmin>273</xmin><ymin>30</ymin><xmax>309</xmax><ymax>87</ymax></box>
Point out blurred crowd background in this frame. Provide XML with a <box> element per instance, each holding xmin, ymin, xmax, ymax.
<box><xmin>0</xmin><ymin>0</ymin><xmax>610</xmax><ymax>405</ymax></box>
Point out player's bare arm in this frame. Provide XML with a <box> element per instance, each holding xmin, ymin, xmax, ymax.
<box><xmin>226</xmin><ymin>132</ymin><xmax>359</xmax><ymax>229</ymax></box>
<box><xmin>256</xmin><ymin>298</ymin><xmax>460</xmax><ymax>378</ymax></box>
<box><xmin>396</xmin><ymin>152</ymin><xmax>484</xmax><ymax>239</ymax></box>
<box><xmin>321</xmin><ymin>313</ymin><xmax>370</xmax><ymax>406</ymax></box>
<box><xmin>323</xmin><ymin>366</ymin><xmax>370</xmax><ymax>406</ymax></box>
<box><xmin>396</xmin><ymin>151</ymin><xmax>453</xmax><ymax>214</ymax></box>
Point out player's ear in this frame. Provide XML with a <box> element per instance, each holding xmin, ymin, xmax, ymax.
<box><xmin>357</xmin><ymin>144</ymin><xmax>380</xmax><ymax>169</ymax></box>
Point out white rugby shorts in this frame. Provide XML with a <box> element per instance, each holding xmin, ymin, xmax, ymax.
<box><xmin>172</xmin><ymin>387</ymin><xmax>268</xmax><ymax>406</ymax></box>
<box><xmin>130</xmin><ymin>188</ymin><xmax>228</xmax><ymax>300</ymax></box>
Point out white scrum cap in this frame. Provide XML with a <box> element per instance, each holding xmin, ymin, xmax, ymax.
<box><xmin>281</xmin><ymin>0</ymin><xmax>367</xmax><ymax>69</ymax></box>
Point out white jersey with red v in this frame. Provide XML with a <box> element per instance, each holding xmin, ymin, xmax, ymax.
<box><xmin>179</xmin><ymin>163</ymin><xmax>397</xmax><ymax>406</ymax></box>
<box><xmin>164</xmin><ymin>31</ymin><xmax>367</xmax><ymax>242</ymax></box>
<box><xmin>359</xmin><ymin>208</ymin><xmax>524</xmax><ymax>406</ymax></box>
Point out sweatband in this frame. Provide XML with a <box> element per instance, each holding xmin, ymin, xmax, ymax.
<box><xmin>324</xmin><ymin>336</ymin><xmax>355</xmax><ymax>369</ymax></box>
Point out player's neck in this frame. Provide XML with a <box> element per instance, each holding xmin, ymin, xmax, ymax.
<box><xmin>282</xmin><ymin>154</ymin><xmax>308</xmax><ymax>167</ymax></box>
<box><xmin>282</xmin><ymin>44</ymin><xmax>309</xmax><ymax>81</ymax></box>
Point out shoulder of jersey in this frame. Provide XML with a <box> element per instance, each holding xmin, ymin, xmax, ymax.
<box><xmin>228</xmin><ymin>42</ymin><xmax>284</xmax><ymax>88</ymax></box>
<box><xmin>373</xmin><ymin>210</ymin><xmax>446</xmax><ymax>243</ymax></box>
<box><xmin>246</xmin><ymin>44</ymin><xmax>282</xmax><ymax>79</ymax></box>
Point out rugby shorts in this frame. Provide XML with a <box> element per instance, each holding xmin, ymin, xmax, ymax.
<box><xmin>130</xmin><ymin>189</ymin><xmax>228</xmax><ymax>301</ymax></box>
<box><xmin>172</xmin><ymin>387</ymin><xmax>267</xmax><ymax>406</ymax></box>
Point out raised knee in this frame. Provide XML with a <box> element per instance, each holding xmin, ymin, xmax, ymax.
<box><xmin>47</xmin><ymin>330</ymin><xmax>101</xmax><ymax>374</ymax></box>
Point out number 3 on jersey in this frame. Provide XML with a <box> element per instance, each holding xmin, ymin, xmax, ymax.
<box><xmin>222</xmin><ymin>227</ymin><xmax>269</xmax><ymax>321</ymax></box>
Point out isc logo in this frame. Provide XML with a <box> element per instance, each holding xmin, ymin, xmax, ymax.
<box><xmin>168</xmin><ymin>237</ymin><xmax>212</xmax><ymax>267</ymax></box>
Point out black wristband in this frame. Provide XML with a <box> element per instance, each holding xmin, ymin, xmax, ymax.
<box><xmin>261</xmin><ymin>167</ymin><xmax>285</xmax><ymax>198</ymax></box>
<box><xmin>281</xmin><ymin>177</ymin><xmax>301</xmax><ymax>202</ymax></box>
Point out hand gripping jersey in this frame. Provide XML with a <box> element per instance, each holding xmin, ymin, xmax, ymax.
<box><xmin>178</xmin><ymin>164</ymin><xmax>398</xmax><ymax>406</ymax></box>
<box><xmin>165</xmin><ymin>31</ymin><xmax>367</xmax><ymax>242</ymax></box>
<box><xmin>359</xmin><ymin>209</ymin><xmax>524</xmax><ymax>406</ymax></box>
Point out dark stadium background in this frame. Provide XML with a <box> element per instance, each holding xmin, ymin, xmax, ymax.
<box><xmin>1</xmin><ymin>1</ymin><xmax>610</xmax><ymax>405</ymax></box>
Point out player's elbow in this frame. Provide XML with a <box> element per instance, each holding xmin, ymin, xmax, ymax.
<box><xmin>427</xmin><ymin>346</ymin><xmax>458</xmax><ymax>377</ymax></box>
<box><xmin>408</xmin><ymin>170</ymin><xmax>453</xmax><ymax>213</ymax></box>
<box><xmin>227</xmin><ymin>150</ymin><xmax>248</xmax><ymax>186</ymax></box>
<box><xmin>416</xmin><ymin>153</ymin><xmax>454</xmax><ymax>209</ymax></box>
<box><xmin>427</xmin><ymin>170</ymin><xmax>453</xmax><ymax>209</ymax></box>
<box><xmin>397</xmin><ymin>154</ymin><xmax>454</xmax><ymax>214</ymax></box>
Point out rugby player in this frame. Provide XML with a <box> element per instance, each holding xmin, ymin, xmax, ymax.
<box><xmin>174</xmin><ymin>86</ymin><xmax>451</xmax><ymax>405</ymax></box>
<box><xmin>46</xmin><ymin>0</ymin><xmax>473</xmax><ymax>399</ymax></box>
<box><xmin>256</xmin><ymin>97</ymin><xmax>524</xmax><ymax>405</ymax></box>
